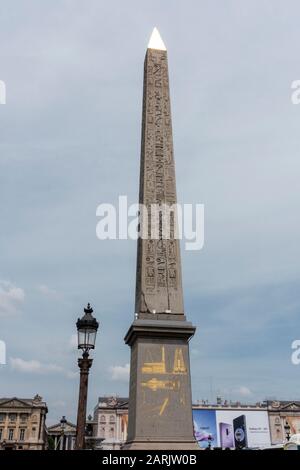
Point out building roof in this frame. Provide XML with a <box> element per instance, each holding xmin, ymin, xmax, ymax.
<box><xmin>47</xmin><ymin>419</ymin><xmax>76</xmax><ymax>432</ymax></box>
<box><xmin>97</xmin><ymin>396</ymin><xmax>129</xmax><ymax>409</ymax></box>
<box><xmin>0</xmin><ymin>395</ymin><xmax>48</xmax><ymax>410</ymax></box>
<box><xmin>94</xmin><ymin>397</ymin><xmax>300</xmax><ymax>412</ymax></box>
<box><xmin>265</xmin><ymin>400</ymin><xmax>300</xmax><ymax>410</ymax></box>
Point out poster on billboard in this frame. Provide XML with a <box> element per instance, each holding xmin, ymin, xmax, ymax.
<box><xmin>216</xmin><ymin>410</ymin><xmax>271</xmax><ymax>448</ymax></box>
<box><xmin>193</xmin><ymin>409</ymin><xmax>271</xmax><ymax>449</ymax></box>
<box><xmin>193</xmin><ymin>410</ymin><xmax>217</xmax><ymax>449</ymax></box>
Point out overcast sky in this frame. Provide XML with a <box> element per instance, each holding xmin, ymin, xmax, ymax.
<box><xmin>1</xmin><ymin>0</ymin><xmax>300</xmax><ymax>425</ymax></box>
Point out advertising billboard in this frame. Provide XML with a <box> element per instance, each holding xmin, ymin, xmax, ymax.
<box><xmin>193</xmin><ymin>409</ymin><xmax>271</xmax><ymax>449</ymax></box>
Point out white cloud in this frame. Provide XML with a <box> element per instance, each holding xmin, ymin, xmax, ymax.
<box><xmin>10</xmin><ymin>357</ymin><xmax>77</xmax><ymax>379</ymax></box>
<box><xmin>10</xmin><ymin>357</ymin><xmax>62</xmax><ymax>374</ymax></box>
<box><xmin>235</xmin><ymin>386</ymin><xmax>253</xmax><ymax>397</ymax></box>
<box><xmin>0</xmin><ymin>281</ymin><xmax>25</xmax><ymax>316</ymax></box>
<box><xmin>109</xmin><ymin>363</ymin><xmax>130</xmax><ymax>382</ymax></box>
<box><xmin>37</xmin><ymin>284</ymin><xmax>60</xmax><ymax>299</ymax></box>
<box><xmin>69</xmin><ymin>334</ymin><xmax>78</xmax><ymax>350</ymax></box>
<box><xmin>65</xmin><ymin>370</ymin><xmax>78</xmax><ymax>379</ymax></box>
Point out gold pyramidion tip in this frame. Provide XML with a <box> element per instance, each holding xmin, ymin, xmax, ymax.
<box><xmin>147</xmin><ymin>27</ymin><xmax>167</xmax><ymax>51</ymax></box>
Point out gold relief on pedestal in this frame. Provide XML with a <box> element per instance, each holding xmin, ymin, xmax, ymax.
<box><xmin>140</xmin><ymin>346</ymin><xmax>187</xmax><ymax>417</ymax></box>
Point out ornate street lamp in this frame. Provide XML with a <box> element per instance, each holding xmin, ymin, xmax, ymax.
<box><xmin>284</xmin><ymin>420</ymin><xmax>291</xmax><ymax>442</ymax></box>
<box><xmin>75</xmin><ymin>303</ymin><xmax>99</xmax><ymax>450</ymax></box>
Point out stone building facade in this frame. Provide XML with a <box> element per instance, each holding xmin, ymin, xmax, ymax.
<box><xmin>93</xmin><ymin>396</ymin><xmax>128</xmax><ymax>449</ymax></box>
<box><xmin>91</xmin><ymin>397</ymin><xmax>300</xmax><ymax>449</ymax></box>
<box><xmin>266</xmin><ymin>400</ymin><xmax>300</xmax><ymax>445</ymax></box>
<box><xmin>0</xmin><ymin>395</ymin><xmax>48</xmax><ymax>450</ymax></box>
<box><xmin>47</xmin><ymin>419</ymin><xmax>76</xmax><ymax>450</ymax></box>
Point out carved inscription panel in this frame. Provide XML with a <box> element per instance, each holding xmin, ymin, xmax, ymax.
<box><xmin>135</xmin><ymin>49</ymin><xmax>184</xmax><ymax>314</ymax></box>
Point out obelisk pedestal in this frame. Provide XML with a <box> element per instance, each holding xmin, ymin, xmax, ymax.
<box><xmin>124</xmin><ymin>319</ymin><xmax>197</xmax><ymax>450</ymax></box>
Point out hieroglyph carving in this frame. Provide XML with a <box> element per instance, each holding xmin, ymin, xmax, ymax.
<box><xmin>135</xmin><ymin>49</ymin><xmax>184</xmax><ymax>315</ymax></box>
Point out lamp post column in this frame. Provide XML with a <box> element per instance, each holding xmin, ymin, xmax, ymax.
<box><xmin>75</xmin><ymin>303</ymin><xmax>99</xmax><ymax>450</ymax></box>
<box><xmin>284</xmin><ymin>420</ymin><xmax>291</xmax><ymax>443</ymax></box>
<box><xmin>75</xmin><ymin>352</ymin><xmax>93</xmax><ymax>450</ymax></box>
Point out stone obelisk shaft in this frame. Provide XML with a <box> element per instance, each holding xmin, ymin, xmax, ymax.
<box><xmin>124</xmin><ymin>29</ymin><xmax>197</xmax><ymax>450</ymax></box>
<box><xmin>135</xmin><ymin>45</ymin><xmax>184</xmax><ymax>317</ymax></box>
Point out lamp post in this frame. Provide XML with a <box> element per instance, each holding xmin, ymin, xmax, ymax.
<box><xmin>75</xmin><ymin>303</ymin><xmax>99</xmax><ymax>450</ymax></box>
<box><xmin>284</xmin><ymin>420</ymin><xmax>291</xmax><ymax>442</ymax></box>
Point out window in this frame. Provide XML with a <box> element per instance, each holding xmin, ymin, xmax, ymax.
<box><xmin>109</xmin><ymin>415</ymin><xmax>116</xmax><ymax>424</ymax></box>
<box><xmin>109</xmin><ymin>427</ymin><xmax>114</xmax><ymax>438</ymax></box>
<box><xmin>99</xmin><ymin>426</ymin><xmax>105</xmax><ymax>438</ymax></box>
<box><xmin>20</xmin><ymin>414</ymin><xmax>28</xmax><ymax>423</ymax></box>
<box><xmin>32</xmin><ymin>427</ymin><xmax>36</xmax><ymax>437</ymax></box>
<box><xmin>0</xmin><ymin>428</ymin><xmax>3</xmax><ymax>441</ymax></box>
<box><xmin>19</xmin><ymin>429</ymin><xmax>25</xmax><ymax>441</ymax></box>
<box><xmin>8</xmin><ymin>429</ymin><xmax>14</xmax><ymax>441</ymax></box>
<box><xmin>100</xmin><ymin>415</ymin><xmax>106</xmax><ymax>424</ymax></box>
<box><xmin>9</xmin><ymin>413</ymin><xmax>16</xmax><ymax>422</ymax></box>
<box><xmin>0</xmin><ymin>414</ymin><xmax>5</xmax><ymax>423</ymax></box>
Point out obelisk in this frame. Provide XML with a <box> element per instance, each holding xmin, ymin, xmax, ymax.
<box><xmin>124</xmin><ymin>28</ymin><xmax>197</xmax><ymax>450</ymax></box>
